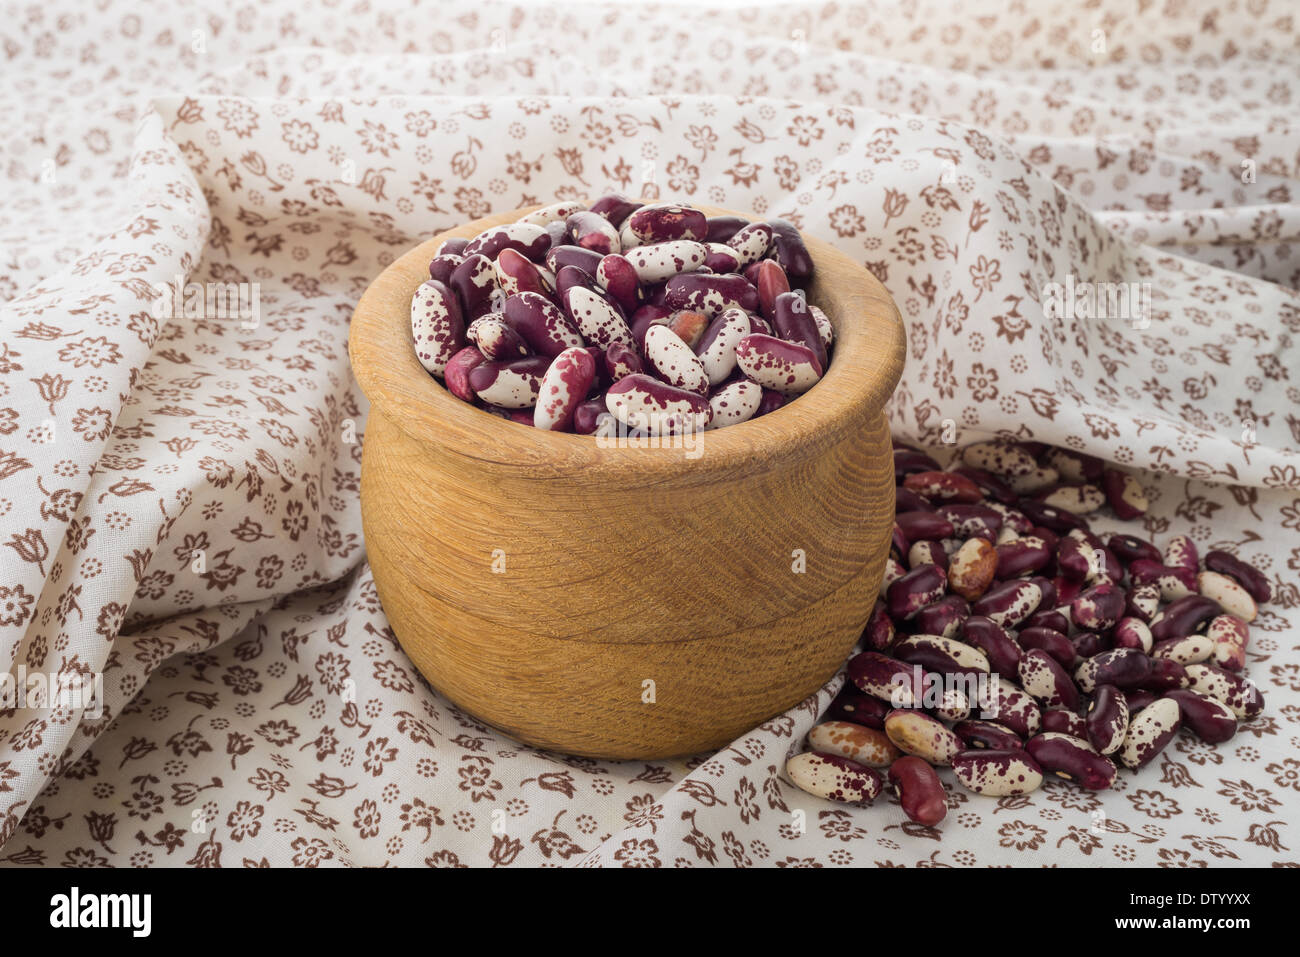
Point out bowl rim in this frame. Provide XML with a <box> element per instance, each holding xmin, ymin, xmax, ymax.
<box><xmin>349</xmin><ymin>203</ymin><xmax>906</xmax><ymax>477</ymax></box>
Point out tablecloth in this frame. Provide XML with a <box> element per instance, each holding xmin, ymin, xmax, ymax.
<box><xmin>0</xmin><ymin>0</ymin><xmax>1297</xmax><ymax>867</ymax></box>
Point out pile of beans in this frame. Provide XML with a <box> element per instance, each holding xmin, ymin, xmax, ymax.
<box><xmin>786</xmin><ymin>440</ymin><xmax>1271</xmax><ymax>824</ymax></box>
<box><xmin>410</xmin><ymin>198</ymin><xmax>833</xmax><ymax>434</ymax></box>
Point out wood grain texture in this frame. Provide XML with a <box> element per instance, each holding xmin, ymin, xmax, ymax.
<box><xmin>350</xmin><ymin>205</ymin><xmax>906</xmax><ymax>758</ymax></box>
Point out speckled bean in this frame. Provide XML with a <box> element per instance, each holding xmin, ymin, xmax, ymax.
<box><xmin>884</xmin><ymin>710</ymin><xmax>962</xmax><ymax>766</ymax></box>
<box><xmin>893</xmin><ymin>634</ymin><xmax>989</xmax><ymax>677</ymax></box>
<box><xmin>1018</xmin><ymin>649</ymin><xmax>1080</xmax><ymax>710</ymax></box>
<box><xmin>726</xmin><ymin>221</ymin><xmax>774</xmax><ymax>267</ymax></box>
<box><xmin>735</xmin><ymin>333</ymin><xmax>824</xmax><ymax>394</ymax></box>
<box><xmin>410</xmin><ymin>279</ymin><xmax>468</xmax><ymax>377</ymax></box>
<box><xmin>642</xmin><ymin>324</ymin><xmax>709</xmax><ymax>395</ymax></box>
<box><xmin>1113</xmin><ymin>617</ymin><xmax>1154</xmax><ymax>654</ymax></box>
<box><xmin>970</xmin><ymin>579</ymin><xmax>1042</xmax><ymax>628</ymax></box>
<box><xmin>886</xmin><ymin>564</ymin><xmax>948</xmax><ymax>621</ymax></box>
<box><xmin>1085</xmin><ymin>685</ymin><xmax>1130</xmax><ymax>755</ymax></box>
<box><xmin>518</xmin><ymin>200</ymin><xmax>584</xmax><ymax>227</ymax></box>
<box><xmin>1118</xmin><ymin>698</ymin><xmax>1182</xmax><ymax>770</ymax></box>
<box><xmin>786</xmin><ymin>751</ymin><xmax>883</xmax><ymax>804</ymax></box>
<box><xmin>663</xmin><ymin>272</ymin><xmax>759</xmax><ymax>318</ymax></box>
<box><xmin>502</xmin><ymin>291</ymin><xmax>583</xmax><ymax>358</ymax></box>
<box><xmin>864</xmin><ymin>601</ymin><xmax>895</xmax><ymax>652</ymax></box>
<box><xmin>604</xmin><ymin>373</ymin><xmax>711</xmax><ymax>435</ymax></box>
<box><xmin>981</xmin><ymin>678</ymin><xmax>1042</xmax><ymax>739</ymax></box>
<box><xmin>1207</xmin><ymin>614</ymin><xmax>1248</xmax><ymax>672</ymax></box>
<box><xmin>1163</xmin><ymin>534</ymin><xmax>1199</xmax><ymax>574</ymax></box>
<box><xmin>809</xmin><ymin>721</ymin><xmax>902</xmax><ymax>768</ymax></box>
<box><xmin>1071</xmin><ymin>582</ymin><xmax>1125</xmax><ymax>631</ymax></box>
<box><xmin>627</xmin><ymin>203</ymin><xmax>708</xmax><ymax>244</ymax></box>
<box><xmin>706</xmin><ymin>379</ymin><xmax>762</xmax><ymax>429</ymax></box>
<box><xmin>948</xmin><ymin>538</ymin><xmax>997</xmax><ymax>600</ymax></box>
<box><xmin>1183</xmin><ymin>664</ymin><xmax>1265</xmax><ymax>720</ymax></box>
<box><xmin>952</xmin><ymin>749</ymin><xmax>1043</xmax><ymax>796</ymax></box>
<box><xmin>848</xmin><ymin>651</ymin><xmax>926</xmax><ymax>708</ymax></box>
<box><xmin>565</xmin><ymin>210</ymin><xmax>621</xmax><ymax>255</ymax></box>
<box><xmin>467</xmin><ymin>314</ymin><xmax>529</xmax><ymax>362</ymax></box>
<box><xmin>1074</xmin><ymin>648</ymin><xmax>1152</xmax><ymax>693</ymax></box>
<box><xmin>909</xmin><ymin>539</ymin><xmax>949</xmax><ymax>571</ymax></box>
<box><xmin>1125</xmin><ymin>583</ymin><xmax>1162</xmax><ymax>623</ymax></box>
<box><xmin>625</xmin><ymin>239</ymin><xmax>709</xmax><ymax>283</ymax></box>
<box><xmin>1164</xmin><ymin>689</ymin><xmax>1238</xmax><ymax>744</ymax></box>
<box><xmin>1102</xmin><ymin>468</ymin><xmax>1149</xmax><ymax>520</ymax></box>
<box><xmin>1152</xmin><ymin>634</ymin><xmax>1214</xmax><ymax>666</ymax></box>
<box><xmin>563</xmin><ymin>285</ymin><xmax>633</xmax><ymax>351</ymax></box>
<box><xmin>1026</xmin><ymin>733</ymin><xmax>1116</xmax><ymax>789</ymax></box>
<box><xmin>1198</xmin><ymin>570</ymin><xmax>1258</xmax><ymax>623</ymax></box>
<box><xmin>587</xmin><ymin>194</ymin><xmax>642</xmax><ymax>227</ymax></box>
<box><xmin>766</xmin><ymin>218</ymin><xmax>814</xmax><ymax>285</ymax></box>
<box><xmin>533</xmin><ymin>347</ymin><xmax>597</xmax><ymax>431</ymax></box>
<box><xmin>466</xmin><ymin>355</ymin><xmax>550</xmax><ymax>409</ymax></box>
<box><xmin>703</xmin><ymin>242</ymin><xmax>743</xmax><ymax>273</ymax></box>
<box><xmin>464</xmin><ymin>222</ymin><xmax>551</xmax><ymax>262</ymax></box>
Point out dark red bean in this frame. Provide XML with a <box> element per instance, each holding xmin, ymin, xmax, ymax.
<box><xmin>888</xmin><ymin>756</ymin><xmax>947</xmax><ymax>826</ymax></box>
<box><xmin>903</xmin><ymin>470</ymin><xmax>983</xmax><ymax>504</ymax></box>
<box><xmin>766</xmin><ymin>218</ymin><xmax>814</xmax><ymax>286</ymax></box>
<box><xmin>953</xmin><ymin>720</ymin><xmax>1024</xmax><ymax>751</ymax></box>
<box><xmin>936</xmin><ymin>504</ymin><xmax>1003</xmax><ymax>541</ymax></box>
<box><xmin>1124</xmin><ymin>689</ymin><xmax>1159</xmax><ymax>712</ymax></box>
<box><xmin>995</xmin><ymin>537</ymin><xmax>1052</xmax><ymax>579</ymax></box>
<box><xmin>1019</xmin><ymin>499</ymin><xmax>1087</xmax><ymax>533</ymax></box>
<box><xmin>1070</xmin><ymin>630</ymin><xmax>1108</xmax><ymax>660</ymax></box>
<box><xmin>1150</xmin><ymin>595</ymin><xmax>1220</xmax><ymax>642</ymax></box>
<box><xmin>771</xmin><ymin>292</ymin><xmax>827</xmax><ymax>367</ymax></box>
<box><xmin>1027</xmin><ymin>577</ymin><xmax>1059</xmax><ymax>612</ymax></box>
<box><xmin>863</xmin><ymin>601</ymin><xmax>895</xmax><ymax>652</ymax></box>
<box><xmin>827</xmin><ymin>688</ymin><xmax>891</xmax><ymax>730</ymax></box>
<box><xmin>950</xmin><ymin>466</ymin><xmax>1018</xmax><ymax>506</ymax></box>
<box><xmin>895</xmin><ymin>510</ymin><xmax>955</xmax><ymax>542</ymax></box>
<box><xmin>588</xmin><ymin>193</ymin><xmax>643</xmax><ymax>226</ymax></box>
<box><xmin>1204</xmin><ymin>550</ymin><xmax>1272</xmax><ymax>604</ymax></box>
<box><xmin>438</xmin><ymin>236</ymin><xmax>469</xmax><ymax>256</ymax></box>
<box><xmin>895</xmin><ymin>488</ymin><xmax>936</xmax><ymax>513</ymax></box>
<box><xmin>705</xmin><ymin>215</ymin><xmax>750</xmax><ymax>244</ymax></box>
<box><xmin>1071</xmin><ymin>582</ymin><xmax>1125</xmax><ymax>631</ymax></box>
<box><xmin>1164</xmin><ymin>689</ymin><xmax>1238</xmax><ymax>744</ymax></box>
<box><xmin>886</xmin><ymin>564</ymin><xmax>949</xmax><ymax>621</ymax></box>
<box><xmin>545</xmin><ymin>243</ymin><xmax>605</xmax><ymax>277</ymax></box>
<box><xmin>958</xmin><ymin>616</ymin><xmax>1020</xmax><ymax>676</ymax></box>
<box><xmin>1040</xmin><ymin>709</ymin><xmax>1087</xmax><ymax>738</ymax></box>
<box><xmin>1026</xmin><ymin>733</ymin><xmax>1117</xmax><ymax>789</ymax></box>
<box><xmin>1023</xmin><ymin>607</ymin><xmax>1069</xmax><ymax>634</ymax></box>
<box><xmin>1086</xmin><ymin>685</ymin><xmax>1130</xmax><ymax>755</ymax></box>
<box><xmin>1137</xmin><ymin>656</ymin><xmax>1188</xmax><ymax>693</ymax></box>
<box><xmin>894</xmin><ymin>449</ymin><xmax>942</xmax><ymax>480</ymax></box>
<box><xmin>913</xmin><ymin>594</ymin><xmax>969</xmax><ymax>638</ymax></box>
<box><xmin>429</xmin><ymin>252</ymin><xmax>465</xmax><ymax>284</ymax></box>
<box><xmin>1017</xmin><ymin>627</ymin><xmax>1075</xmax><ymax>670</ymax></box>
<box><xmin>1107</xmin><ymin>533</ymin><xmax>1161</xmax><ymax>565</ymax></box>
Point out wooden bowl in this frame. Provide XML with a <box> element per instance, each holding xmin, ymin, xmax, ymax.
<box><xmin>349</xmin><ymin>205</ymin><xmax>905</xmax><ymax>759</ymax></box>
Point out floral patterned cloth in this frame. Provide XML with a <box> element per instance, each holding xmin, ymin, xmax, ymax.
<box><xmin>0</xmin><ymin>0</ymin><xmax>1297</xmax><ymax>868</ymax></box>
